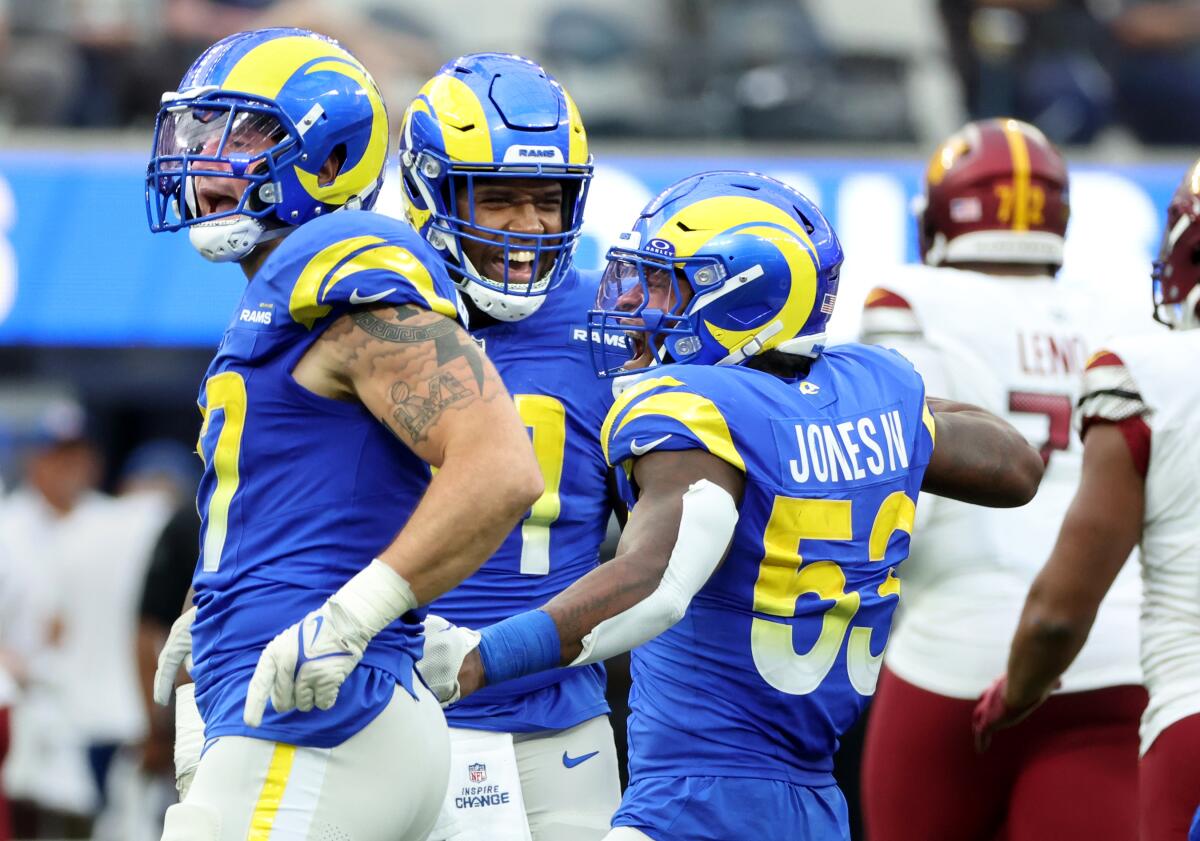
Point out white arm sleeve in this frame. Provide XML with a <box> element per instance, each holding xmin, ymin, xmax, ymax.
<box><xmin>569</xmin><ymin>479</ymin><xmax>739</xmax><ymax>667</ymax></box>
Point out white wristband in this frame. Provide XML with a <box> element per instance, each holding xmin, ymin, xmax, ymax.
<box><xmin>329</xmin><ymin>559</ymin><xmax>420</xmax><ymax>642</ymax></box>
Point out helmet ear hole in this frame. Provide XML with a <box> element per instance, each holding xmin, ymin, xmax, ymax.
<box><xmin>319</xmin><ymin>144</ymin><xmax>346</xmax><ymax>187</ymax></box>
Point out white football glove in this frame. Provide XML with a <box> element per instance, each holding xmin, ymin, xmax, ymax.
<box><xmin>173</xmin><ymin>683</ymin><xmax>204</xmax><ymax>800</ymax></box>
<box><xmin>243</xmin><ymin>560</ymin><xmax>418</xmax><ymax>728</ymax></box>
<box><xmin>417</xmin><ymin>614</ymin><xmax>481</xmax><ymax>705</ymax></box>
<box><xmin>154</xmin><ymin>606</ymin><xmax>196</xmax><ymax>706</ymax></box>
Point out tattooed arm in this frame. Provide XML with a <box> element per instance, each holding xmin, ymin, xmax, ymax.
<box><xmin>296</xmin><ymin>304</ymin><xmax>543</xmax><ymax>603</ymax></box>
<box><xmin>921</xmin><ymin>397</ymin><xmax>1043</xmax><ymax>508</ymax></box>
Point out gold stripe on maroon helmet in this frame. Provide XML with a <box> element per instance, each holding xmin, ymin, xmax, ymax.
<box><xmin>1001</xmin><ymin>119</ymin><xmax>1031</xmax><ymax>231</ymax></box>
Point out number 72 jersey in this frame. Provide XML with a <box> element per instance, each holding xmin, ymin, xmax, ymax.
<box><xmin>604</xmin><ymin>344</ymin><xmax>935</xmax><ymax>786</ymax></box>
<box><xmin>860</xmin><ymin>263</ymin><xmax>1143</xmax><ymax>698</ymax></box>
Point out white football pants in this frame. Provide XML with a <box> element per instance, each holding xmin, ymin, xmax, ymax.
<box><xmin>161</xmin><ymin>679</ymin><xmax>449</xmax><ymax>841</ymax></box>
<box><xmin>430</xmin><ymin>714</ymin><xmax>621</xmax><ymax>841</ymax></box>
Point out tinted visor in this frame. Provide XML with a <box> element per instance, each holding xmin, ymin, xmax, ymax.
<box><xmin>596</xmin><ymin>255</ymin><xmax>681</xmax><ymax>315</ymax></box>
<box><xmin>155</xmin><ymin>103</ymin><xmax>288</xmax><ymax>174</ymax></box>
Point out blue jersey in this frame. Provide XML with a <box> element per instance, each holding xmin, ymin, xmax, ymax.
<box><xmin>190</xmin><ymin>211</ymin><xmax>462</xmax><ymax>748</ymax></box>
<box><xmin>431</xmin><ymin>266</ymin><xmax>617</xmax><ymax>732</ymax></box>
<box><xmin>603</xmin><ymin>344</ymin><xmax>935</xmax><ymax>788</ymax></box>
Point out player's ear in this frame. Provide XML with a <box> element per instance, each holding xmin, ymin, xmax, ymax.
<box><xmin>318</xmin><ymin>145</ymin><xmax>346</xmax><ymax>188</ymax></box>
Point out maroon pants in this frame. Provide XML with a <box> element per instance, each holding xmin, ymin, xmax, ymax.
<box><xmin>0</xmin><ymin>706</ymin><xmax>9</xmax><ymax>841</ymax></box>
<box><xmin>1140</xmin><ymin>712</ymin><xmax>1200</xmax><ymax>841</ymax></box>
<box><xmin>862</xmin><ymin>667</ymin><xmax>1145</xmax><ymax>841</ymax></box>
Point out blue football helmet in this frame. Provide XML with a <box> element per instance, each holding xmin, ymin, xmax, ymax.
<box><xmin>588</xmin><ymin>170</ymin><xmax>843</xmax><ymax>377</ymax></box>
<box><xmin>397</xmin><ymin>53</ymin><xmax>592</xmax><ymax>321</ymax></box>
<box><xmin>146</xmin><ymin>28</ymin><xmax>390</xmax><ymax>262</ymax></box>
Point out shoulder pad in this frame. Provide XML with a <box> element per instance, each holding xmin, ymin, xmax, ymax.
<box><xmin>1078</xmin><ymin>349</ymin><xmax>1149</xmax><ymax>429</ymax></box>
<box><xmin>601</xmin><ymin>370</ymin><xmax>745</xmax><ymax>472</ymax></box>
<box><xmin>272</xmin><ymin>212</ymin><xmax>463</xmax><ymax>330</ymax></box>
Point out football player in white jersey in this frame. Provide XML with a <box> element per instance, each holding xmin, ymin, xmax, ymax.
<box><xmin>976</xmin><ymin>158</ymin><xmax>1200</xmax><ymax>841</ymax></box>
<box><xmin>858</xmin><ymin>118</ymin><xmax>1145</xmax><ymax>841</ymax></box>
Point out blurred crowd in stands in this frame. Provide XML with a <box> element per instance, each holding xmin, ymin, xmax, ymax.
<box><xmin>0</xmin><ymin>397</ymin><xmax>201</xmax><ymax>840</ymax></box>
<box><xmin>1</xmin><ymin>0</ymin><xmax>1200</xmax><ymax>145</ymax></box>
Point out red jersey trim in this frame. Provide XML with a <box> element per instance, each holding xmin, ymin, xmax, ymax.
<box><xmin>1085</xmin><ymin>350</ymin><xmax>1125</xmax><ymax>370</ymax></box>
<box><xmin>863</xmin><ymin>288</ymin><xmax>913</xmax><ymax>310</ymax></box>
<box><xmin>1081</xmin><ymin>415</ymin><xmax>1151</xmax><ymax>478</ymax></box>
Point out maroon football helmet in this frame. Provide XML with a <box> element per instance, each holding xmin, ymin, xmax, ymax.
<box><xmin>917</xmin><ymin>118</ymin><xmax>1070</xmax><ymax>269</ymax></box>
<box><xmin>1152</xmin><ymin>159</ymin><xmax>1200</xmax><ymax>329</ymax></box>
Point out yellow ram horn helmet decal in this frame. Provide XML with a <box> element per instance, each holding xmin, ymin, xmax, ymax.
<box><xmin>702</xmin><ymin>225</ymin><xmax>818</xmax><ymax>353</ymax></box>
<box><xmin>293</xmin><ymin>59</ymin><xmax>388</xmax><ymax>205</ymax></box>
<box><xmin>223</xmin><ymin>36</ymin><xmax>388</xmax><ymax>206</ymax></box>
<box><xmin>647</xmin><ymin>195</ymin><xmax>819</xmax><ymax>354</ymax></box>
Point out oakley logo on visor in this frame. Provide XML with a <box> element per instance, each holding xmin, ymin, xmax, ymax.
<box><xmin>644</xmin><ymin>238</ymin><xmax>676</xmax><ymax>258</ymax></box>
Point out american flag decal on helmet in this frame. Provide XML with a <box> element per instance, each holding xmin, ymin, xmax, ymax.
<box><xmin>820</xmin><ymin>293</ymin><xmax>836</xmax><ymax>314</ymax></box>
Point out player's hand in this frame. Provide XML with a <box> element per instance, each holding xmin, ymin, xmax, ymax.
<box><xmin>173</xmin><ymin>683</ymin><xmax>205</xmax><ymax>799</ymax></box>
<box><xmin>972</xmin><ymin>675</ymin><xmax>1057</xmax><ymax>752</ymax></box>
<box><xmin>154</xmin><ymin>606</ymin><xmax>196</xmax><ymax>706</ymax></box>
<box><xmin>416</xmin><ymin>613</ymin><xmax>481</xmax><ymax>705</ymax></box>
<box><xmin>243</xmin><ymin>600</ymin><xmax>370</xmax><ymax>727</ymax></box>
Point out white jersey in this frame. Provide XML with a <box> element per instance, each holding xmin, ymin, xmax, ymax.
<box><xmin>1080</xmin><ymin>330</ymin><xmax>1200</xmax><ymax>753</ymax></box>
<box><xmin>860</xmin><ymin>264</ymin><xmax>1143</xmax><ymax>698</ymax></box>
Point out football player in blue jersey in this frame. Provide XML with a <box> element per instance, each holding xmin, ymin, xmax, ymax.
<box><xmin>422</xmin><ymin>170</ymin><xmax>1046</xmax><ymax>840</ymax></box>
<box><xmin>396</xmin><ymin>54</ymin><xmax>622</xmax><ymax>841</ymax></box>
<box><xmin>143</xmin><ymin>29</ymin><xmax>543</xmax><ymax>841</ymax></box>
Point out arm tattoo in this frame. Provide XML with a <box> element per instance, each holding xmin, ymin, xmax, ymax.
<box><xmin>434</xmin><ymin>329</ymin><xmax>486</xmax><ymax>392</ymax></box>
<box><xmin>353</xmin><ymin>306</ymin><xmax>486</xmax><ymax>392</ymax></box>
<box><xmin>384</xmin><ymin>372</ymin><xmax>472</xmax><ymax>443</ymax></box>
<box><xmin>352</xmin><ymin>309</ymin><xmax>457</xmax><ymax>344</ymax></box>
<box><xmin>347</xmin><ymin>304</ymin><xmax>493</xmax><ymax>443</ymax></box>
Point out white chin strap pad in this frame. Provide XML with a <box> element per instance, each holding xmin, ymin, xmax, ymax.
<box><xmin>189</xmin><ymin>215</ymin><xmax>267</xmax><ymax>263</ymax></box>
<box><xmin>569</xmin><ymin>479</ymin><xmax>739</xmax><ymax>667</ymax></box>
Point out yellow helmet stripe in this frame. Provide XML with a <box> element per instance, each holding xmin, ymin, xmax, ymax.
<box><xmin>600</xmin><ymin>376</ymin><xmax>683</xmax><ymax>465</ymax></box>
<box><xmin>650</xmin><ymin>196</ymin><xmax>817</xmax><ymax>259</ymax></box>
<box><xmin>614</xmin><ymin>392</ymin><xmax>745</xmax><ymax>472</ymax></box>
<box><xmin>562</xmin><ymin>88</ymin><xmax>589</xmax><ymax>165</ymax></box>
<box><xmin>223</xmin><ymin>36</ymin><xmax>354</xmax><ymax>100</ymax></box>
<box><xmin>1002</xmin><ymin>119</ymin><xmax>1031</xmax><ymax>231</ymax></box>
<box><xmin>416</xmin><ymin>75</ymin><xmax>492</xmax><ymax>163</ymax></box>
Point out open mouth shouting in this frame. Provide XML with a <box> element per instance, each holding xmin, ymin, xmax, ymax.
<box><xmin>194</xmin><ymin>177</ymin><xmax>245</xmax><ymax>218</ymax></box>
<box><xmin>484</xmin><ymin>247</ymin><xmax>540</xmax><ymax>288</ymax></box>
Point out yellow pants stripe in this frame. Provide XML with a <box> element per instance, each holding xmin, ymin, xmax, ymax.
<box><xmin>247</xmin><ymin>743</ymin><xmax>297</xmax><ymax>840</ymax></box>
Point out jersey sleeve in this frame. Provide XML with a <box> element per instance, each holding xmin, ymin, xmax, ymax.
<box><xmin>859</xmin><ymin>286</ymin><xmax>955</xmax><ymax>401</ymax></box>
<box><xmin>1078</xmin><ymin>350</ymin><xmax>1152</xmax><ymax>476</ymax></box>
<box><xmin>283</xmin><ymin>214</ymin><xmax>463</xmax><ymax>331</ymax></box>
<box><xmin>860</xmin><ymin>286</ymin><xmax>923</xmax><ymax>338</ymax></box>
<box><xmin>600</xmin><ymin>373</ymin><xmax>747</xmax><ymax>474</ymax></box>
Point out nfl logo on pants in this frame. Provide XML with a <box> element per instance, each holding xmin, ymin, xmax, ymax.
<box><xmin>469</xmin><ymin>763</ymin><xmax>487</xmax><ymax>783</ymax></box>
